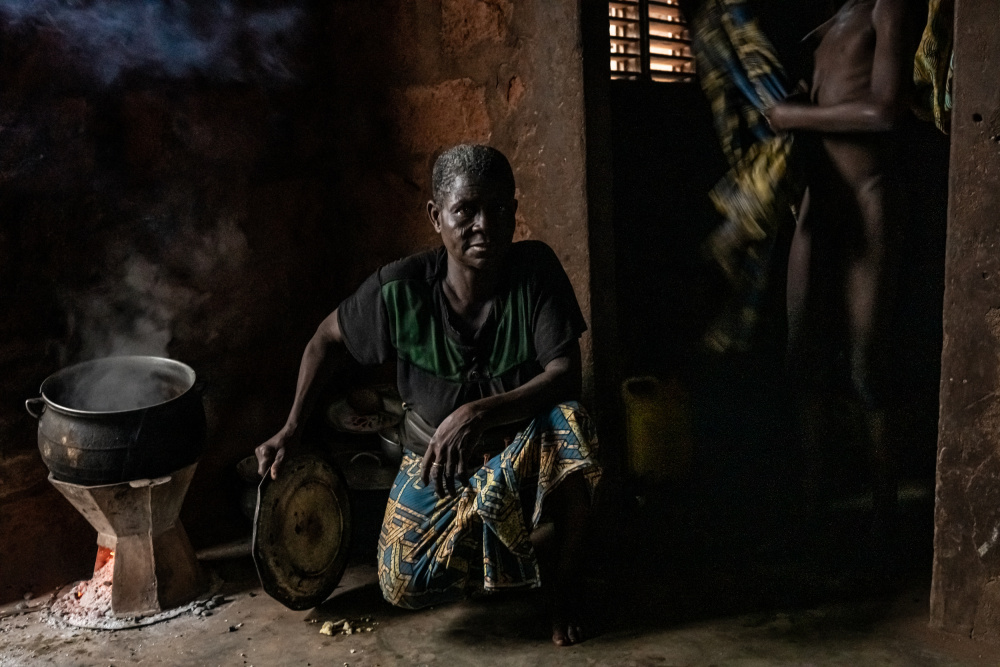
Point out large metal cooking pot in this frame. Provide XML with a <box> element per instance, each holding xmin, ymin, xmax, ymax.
<box><xmin>25</xmin><ymin>356</ymin><xmax>206</xmax><ymax>485</ymax></box>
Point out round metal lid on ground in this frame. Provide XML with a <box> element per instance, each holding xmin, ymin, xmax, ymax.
<box><xmin>252</xmin><ymin>454</ymin><xmax>352</xmax><ymax>610</ymax></box>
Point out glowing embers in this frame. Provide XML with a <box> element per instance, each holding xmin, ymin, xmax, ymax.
<box><xmin>48</xmin><ymin>545</ymin><xmax>215</xmax><ymax>630</ymax></box>
<box><xmin>46</xmin><ymin>464</ymin><xmax>207</xmax><ymax>628</ymax></box>
<box><xmin>51</xmin><ymin>549</ymin><xmax>117</xmax><ymax>627</ymax></box>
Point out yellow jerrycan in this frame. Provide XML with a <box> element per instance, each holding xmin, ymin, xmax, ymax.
<box><xmin>621</xmin><ymin>376</ymin><xmax>693</xmax><ymax>484</ymax></box>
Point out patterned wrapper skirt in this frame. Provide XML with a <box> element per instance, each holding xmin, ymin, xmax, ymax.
<box><xmin>377</xmin><ymin>401</ymin><xmax>601</xmax><ymax>610</ymax></box>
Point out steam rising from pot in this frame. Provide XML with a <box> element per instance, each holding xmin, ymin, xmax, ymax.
<box><xmin>63</xmin><ymin>213</ymin><xmax>249</xmax><ymax>362</ymax></box>
<box><xmin>54</xmin><ymin>208</ymin><xmax>248</xmax><ymax>418</ymax></box>
<box><xmin>56</xmin><ymin>362</ymin><xmax>185</xmax><ymax>413</ymax></box>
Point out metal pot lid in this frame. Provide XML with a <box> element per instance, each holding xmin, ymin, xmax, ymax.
<box><xmin>252</xmin><ymin>454</ymin><xmax>352</xmax><ymax>610</ymax></box>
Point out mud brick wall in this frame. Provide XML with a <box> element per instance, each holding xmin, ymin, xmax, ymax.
<box><xmin>931</xmin><ymin>0</ymin><xmax>1000</xmax><ymax>639</ymax></box>
<box><xmin>0</xmin><ymin>0</ymin><xmax>593</xmax><ymax>603</ymax></box>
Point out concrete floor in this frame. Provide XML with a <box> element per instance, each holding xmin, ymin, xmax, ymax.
<box><xmin>4</xmin><ymin>479</ymin><xmax>1000</xmax><ymax>667</ymax></box>
<box><xmin>2</xmin><ymin>557</ymin><xmax>1000</xmax><ymax>667</ymax></box>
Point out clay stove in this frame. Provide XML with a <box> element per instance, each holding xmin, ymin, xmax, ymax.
<box><xmin>48</xmin><ymin>462</ymin><xmax>206</xmax><ymax>618</ymax></box>
<box><xmin>27</xmin><ymin>356</ymin><xmax>209</xmax><ymax>622</ymax></box>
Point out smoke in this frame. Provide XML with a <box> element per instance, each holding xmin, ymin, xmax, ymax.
<box><xmin>0</xmin><ymin>0</ymin><xmax>304</xmax><ymax>85</ymax></box>
<box><xmin>53</xmin><ymin>213</ymin><xmax>250</xmax><ymax>410</ymax></box>
<box><xmin>64</xmin><ymin>213</ymin><xmax>250</xmax><ymax>362</ymax></box>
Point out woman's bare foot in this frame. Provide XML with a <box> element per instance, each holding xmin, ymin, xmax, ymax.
<box><xmin>552</xmin><ymin>617</ymin><xmax>584</xmax><ymax>646</ymax></box>
<box><xmin>548</xmin><ymin>567</ymin><xmax>587</xmax><ymax>646</ymax></box>
<box><xmin>531</xmin><ymin>474</ymin><xmax>592</xmax><ymax>647</ymax></box>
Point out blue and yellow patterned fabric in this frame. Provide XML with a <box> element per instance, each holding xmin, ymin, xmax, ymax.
<box><xmin>377</xmin><ymin>402</ymin><xmax>601</xmax><ymax>609</ymax></box>
<box><xmin>913</xmin><ymin>0</ymin><xmax>953</xmax><ymax>134</ymax></box>
<box><xmin>692</xmin><ymin>0</ymin><xmax>800</xmax><ymax>353</ymax></box>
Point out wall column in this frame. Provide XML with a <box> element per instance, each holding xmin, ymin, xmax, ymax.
<box><xmin>931</xmin><ymin>0</ymin><xmax>1000</xmax><ymax>637</ymax></box>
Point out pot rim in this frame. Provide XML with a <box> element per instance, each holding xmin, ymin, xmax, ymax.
<box><xmin>36</xmin><ymin>355</ymin><xmax>198</xmax><ymax>417</ymax></box>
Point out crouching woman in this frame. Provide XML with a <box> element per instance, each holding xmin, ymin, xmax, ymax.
<box><xmin>256</xmin><ymin>145</ymin><xmax>601</xmax><ymax>646</ymax></box>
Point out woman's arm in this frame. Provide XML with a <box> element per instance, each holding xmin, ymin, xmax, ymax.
<box><xmin>419</xmin><ymin>343</ymin><xmax>582</xmax><ymax>498</ymax></box>
<box><xmin>255</xmin><ymin>308</ymin><xmax>350</xmax><ymax>479</ymax></box>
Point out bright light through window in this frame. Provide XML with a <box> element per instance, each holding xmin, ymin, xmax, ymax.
<box><xmin>609</xmin><ymin>0</ymin><xmax>695</xmax><ymax>82</ymax></box>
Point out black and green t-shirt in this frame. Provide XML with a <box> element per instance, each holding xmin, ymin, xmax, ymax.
<box><xmin>336</xmin><ymin>240</ymin><xmax>587</xmax><ymax>428</ymax></box>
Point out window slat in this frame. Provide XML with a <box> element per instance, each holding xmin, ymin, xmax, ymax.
<box><xmin>650</xmin><ymin>54</ymin><xmax>694</xmax><ymax>66</ymax></box>
<box><xmin>609</xmin><ymin>0</ymin><xmax>694</xmax><ymax>83</ymax></box>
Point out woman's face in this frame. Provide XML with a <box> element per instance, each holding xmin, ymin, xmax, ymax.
<box><xmin>428</xmin><ymin>174</ymin><xmax>517</xmax><ymax>272</ymax></box>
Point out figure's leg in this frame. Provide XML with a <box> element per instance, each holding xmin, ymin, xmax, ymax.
<box><xmin>530</xmin><ymin>471</ymin><xmax>591</xmax><ymax>646</ymax></box>
<box><xmin>786</xmin><ymin>186</ymin><xmax>812</xmax><ymax>369</ymax></box>
<box><xmin>844</xmin><ymin>175</ymin><xmax>898</xmax><ymax>564</ymax></box>
<box><xmin>379</xmin><ymin>403</ymin><xmax>601</xmax><ymax>640</ymax></box>
<box><xmin>497</xmin><ymin>402</ymin><xmax>600</xmax><ymax>646</ymax></box>
<box><xmin>786</xmin><ymin>187</ymin><xmax>829</xmax><ymax>513</ymax></box>
<box><xmin>845</xmin><ymin>175</ymin><xmax>891</xmax><ymax>406</ymax></box>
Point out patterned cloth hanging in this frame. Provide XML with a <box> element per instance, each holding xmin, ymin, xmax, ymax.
<box><xmin>691</xmin><ymin>0</ymin><xmax>800</xmax><ymax>353</ymax></box>
<box><xmin>913</xmin><ymin>0</ymin><xmax>954</xmax><ymax>134</ymax></box>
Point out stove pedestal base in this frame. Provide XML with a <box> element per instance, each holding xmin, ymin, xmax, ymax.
<box><xmin>49</xmin><ymin>463</ymin><xmax>205</xmax><ymax>617</ymax></box>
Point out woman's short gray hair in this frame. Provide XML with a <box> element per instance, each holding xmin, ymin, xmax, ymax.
<box><xmin>432</xmin><ymin>145</ymin><xmax>515</xmax><ymax>203</ymax></box>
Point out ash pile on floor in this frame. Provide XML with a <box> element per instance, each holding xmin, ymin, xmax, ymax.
<box><xmin>45</xmin><ymin>556</ymin><xmax>222</xmax><ymax>630</ymax></box>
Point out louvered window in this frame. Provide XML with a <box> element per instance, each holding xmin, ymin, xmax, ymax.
<box><xmin>609</xmin><ymin>0</ymin><xmax>695</xmax><ymax>82</ymax></box>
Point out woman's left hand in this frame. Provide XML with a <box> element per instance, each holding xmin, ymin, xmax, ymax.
<box><xmin>420</xmin><ymin>403</ymin><xmax>484</xmax><ymax>498</ymax></box>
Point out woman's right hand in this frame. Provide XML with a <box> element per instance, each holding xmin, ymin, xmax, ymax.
<box><xmin>256</xmin><ymin>427</ymin><xmax>299</xmax><ymax>480</ymax></box>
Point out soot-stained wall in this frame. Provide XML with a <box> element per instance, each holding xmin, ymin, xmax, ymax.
<box><xmin>0</xmin><ymin>0</ymin><xmax>593</xmax><ymax>603</ymax></box>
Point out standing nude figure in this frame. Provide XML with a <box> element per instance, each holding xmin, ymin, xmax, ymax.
<box><xmin>766</xmin><ymin>0</ymin><xmax>921</xmax><ymax>554</ymax></box>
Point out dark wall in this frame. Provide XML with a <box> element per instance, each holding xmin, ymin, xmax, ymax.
<box><xmin>609</xmin><ymin>81</ymin><xmax>727</xmax><ymax>378</ymax></box>
<box><xmin>0</xmin><ymin>0</ymin><xmax>594</xmax><ymax>604</ymax></box>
